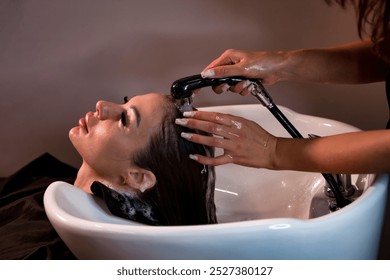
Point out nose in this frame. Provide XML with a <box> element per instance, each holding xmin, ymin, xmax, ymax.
<box><xmin>95</xmin><ymin>100</ymin><xmax>122</xmax><ymax>120</ymax></box>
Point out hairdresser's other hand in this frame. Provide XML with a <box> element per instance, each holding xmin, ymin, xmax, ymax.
<box><xmin>200</xmin><ymin>49</ymin><xmax>289</xmax><ymax>95</ymax></box>
<box><xmin>175</xmin><ymin>111</ymin><xmax>277</xmax><ymax>168</ymax></box>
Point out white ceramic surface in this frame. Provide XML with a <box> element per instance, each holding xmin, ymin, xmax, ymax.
<box><xmin>44</xmin><ymin>104</ymin><xmax>389</xmax><ymax>259</ymax></box>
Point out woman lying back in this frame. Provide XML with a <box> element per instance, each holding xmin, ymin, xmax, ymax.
<box><xmin>69</xmin><ymin>93</ymin><xmax>217</xmax><ymax>225</ymax></box>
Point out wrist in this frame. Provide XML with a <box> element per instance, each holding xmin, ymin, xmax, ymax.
<box><xmin>263</xmin><ymin>135</ymin><xmax>280</xmax><ymax>170</ymax></box>
<box><xmin>281</xmin><ymin>49</ymin><xmax>304</xmax><ymax>82</ymax></box>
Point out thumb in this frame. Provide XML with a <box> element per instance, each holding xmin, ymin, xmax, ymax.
<box><xmin>201</xmin><ymin>65</ymin><xmax>244</xmax><ymax>78</ymax></box>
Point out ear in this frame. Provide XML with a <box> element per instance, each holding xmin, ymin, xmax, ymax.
<box><xmin>124</xmin><ymin>168</ymin><xmax>156</xmax><ymax>193</ymax></box>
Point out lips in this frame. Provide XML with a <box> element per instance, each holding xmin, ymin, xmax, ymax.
<box><xmin>78</xmin><ymin>117</ymin><xmax>88</xmax><ymax>133</ymax></box>
<box><xmin>78</xmin><ymin>112</ymin><xmax>94</xmax><ymax>133</ymax></box>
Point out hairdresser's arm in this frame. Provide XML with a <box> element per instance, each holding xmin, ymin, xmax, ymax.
<box><xmin>273</xmin><ymin>130</ymin><xmax>390</xmax><ymax>174</ymax></box>
<box><xmin>176</xmin><ymin>111</ymin><xmax>390</xmax><ymax>174</ymax></box>
<box><xmin>201</xmin><ymin>40</ymin><xmax>389</xmax><ymax>94</ymax></box>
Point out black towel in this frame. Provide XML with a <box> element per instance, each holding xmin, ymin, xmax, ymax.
<box><xmin>0</xmin><ymin>153</ymin><xmax>77</xmax><ymax>259</ymax></box>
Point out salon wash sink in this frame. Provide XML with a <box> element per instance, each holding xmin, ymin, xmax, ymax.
<box><xmin>44</xmin><ymin>104</ymin><xmax>389</xmax><ymax>259</ymax></box>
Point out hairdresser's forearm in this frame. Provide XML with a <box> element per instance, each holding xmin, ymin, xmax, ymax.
<box><xmin>271</xmin><ymin>130</ymin><xmax>390</xmax><ymax>174</ymax></box>
<box><xmin>284</xmin><ymin>40</ymin><xmax>389</xmax><ymax>84</ymax></box>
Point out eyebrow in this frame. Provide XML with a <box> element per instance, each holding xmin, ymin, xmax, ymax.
<box><xmin>130</xmin><ymin>106</ymin><xmax>141</xmax><ymax>127</ymax></box>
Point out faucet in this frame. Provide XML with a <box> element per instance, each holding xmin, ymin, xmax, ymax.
<box><xmin>323</xmin><ymin>173</ymin><xmax>357</xmax><ymax>211</ymax></box>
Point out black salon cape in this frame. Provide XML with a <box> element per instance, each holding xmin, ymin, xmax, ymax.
<box><xmin>0</xmin><ymin>153</ymin><xmax>77</xmax><ymax>259</ymax></box>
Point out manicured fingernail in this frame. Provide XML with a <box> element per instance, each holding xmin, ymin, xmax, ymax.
<box><xmin>201</xmin><ymin>69</ymin><xmax>215</xmax><ymax>78</ymax></box>
<box><xmin>243</xmin><ymin>80</ymin><xmax>252</xmax><ymax>87</ymax></box>
<box><xmin>181</xmin><ymin>132</ymin><xmax>192</xmax><ymax>139</ymax></box>
<box><xmin>221</xmin><ymin>84</ymin><xmax>230</xmax><ymax>92</ymax></box>
<box><xmin>189</xmin><ymin>154</ymin><xmax>198</xmax><ymax>160</ymax></box>
<box><xmin>175</xmin><ymin>118</ymin><xmax>188</xmax><ymax>125</ymax></box>
<box><xmin>183</xmin><ymin>111</ymin><xmax>195</xmax><ymax>117</ymax></box>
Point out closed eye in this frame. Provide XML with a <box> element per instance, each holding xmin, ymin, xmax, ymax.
<box><xmin>121</xmin><ymin>112</ymin><xmax>128</xmax><ymax>126</ymax></box>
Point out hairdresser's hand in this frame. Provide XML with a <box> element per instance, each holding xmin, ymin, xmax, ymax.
<box><xmin>200</xmin><ymin>49</ymin><xmax>289</xmax><ymax>95</ymax></box>
<box><xmin>175</xmin><ymin>110</ymin><xmax>277</xmax><ymax>168</ymax></box>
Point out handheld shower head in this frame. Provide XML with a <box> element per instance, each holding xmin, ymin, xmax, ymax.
<box><xmin>171</xmin><ymin>74</ymin><xmax>257</xmax><ymax>99</ymax></box>
<box><xmin>171</xmin><ymin>74</ymin><xmax>259</xmax><ymax>112</ymax></box>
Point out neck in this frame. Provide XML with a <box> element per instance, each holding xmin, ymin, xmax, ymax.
<box><xmin>73</xmin><ymin>162</ymin><xmax>101</xmax><ymax>193</ymax></box>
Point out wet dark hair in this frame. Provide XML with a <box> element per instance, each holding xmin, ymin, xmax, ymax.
<box><xmin>91</xmin><ymin>95</ymin><xmax>217</xmax><ymax>226</ymax></box>
<box><xmin>325</xmin><ymin>0</ymin><xmax>390</xmax><ymax>62</ymax></box>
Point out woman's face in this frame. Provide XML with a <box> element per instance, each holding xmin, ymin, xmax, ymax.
<box><xmin>69</xmin><ymin>93</ymin><xmax>167</xmax><ymax>181</ymax></box>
